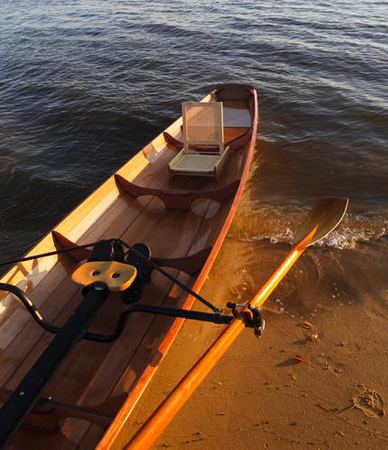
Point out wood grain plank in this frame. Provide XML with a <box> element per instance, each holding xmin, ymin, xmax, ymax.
<box><xmin>0</xmin><ymin>86</ymin><xmax>257</xmax><ymax>449</ymax></box>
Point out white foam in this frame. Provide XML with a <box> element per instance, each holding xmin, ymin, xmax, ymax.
<box><xmin>231</xmin><ymin>205</ymin><xmax>388</xmax><ymax>250</ymax></box>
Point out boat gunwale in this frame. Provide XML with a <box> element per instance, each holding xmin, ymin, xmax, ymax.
<box><xmin>0</xmin><ymin>84</ymin><xmax>258</xmax><ymax>449</ymax></box>
<box><xmin>98</xmin><ymin>83</ymin><xmax>259</xmax><ymax>449</ymax></box>
<box><xmin>0</xmin><ymin>95</ymin><xmax>213</xmax><ymax>296</ymax></box>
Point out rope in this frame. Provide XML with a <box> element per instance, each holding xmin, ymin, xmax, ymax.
<box><xmin>0</xmin><ymin>242</ymin><xmax>99</xmax><ymax>268</ymax></box>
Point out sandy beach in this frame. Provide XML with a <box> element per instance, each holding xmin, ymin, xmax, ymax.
<box><xmin>121</xmin><ymin>191</ymin><xmax>388</xmax><ymax>449</ymax></box>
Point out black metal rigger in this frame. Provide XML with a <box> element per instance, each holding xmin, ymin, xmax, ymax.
<box><xmin>0</xmin><ymin>238</ymin><xmax>257</xmax><ymax>448</ymax></box>
<box><xmin>0</xmin><ymin>283</ymin><xmax>233</xmax><ymax>344</ymax></box>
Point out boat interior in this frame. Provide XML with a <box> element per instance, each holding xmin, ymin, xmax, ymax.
<box><xmin>0</xmin><ymin>84</ymin><xmax>257</xmax><ymax>449</ymax></box>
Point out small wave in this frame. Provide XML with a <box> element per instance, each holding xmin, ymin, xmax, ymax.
<box><xmin>231</xmin><ymin>201</ymin><xmax>388</xmax><ymax>249</ymax></box>
<box><xmin>317</xmin><ymin>218</ymin><xmax>387</xmax><ymax>249</ymax></box>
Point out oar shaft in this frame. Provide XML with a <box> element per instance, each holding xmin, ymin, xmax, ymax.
<box><xmin>250</xmin><ymin>247</ymin><xmax>301</xmax><ymax>308</ymax></box>
<box><xmin>127</xmin><ymin>247</ymin><xmax>303</xmax><ymax>450</ymax></box>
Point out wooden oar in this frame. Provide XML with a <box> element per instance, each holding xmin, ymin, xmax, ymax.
<box><xmin>124</xmin><ymin>197</ymin><xmax>348</xmax><ymax>450</ymax></box>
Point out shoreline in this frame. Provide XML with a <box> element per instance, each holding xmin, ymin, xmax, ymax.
<box><xmin>120</xmin><ymin>237</ymin><xmax>387</xmax><ymax>449</ymax></box>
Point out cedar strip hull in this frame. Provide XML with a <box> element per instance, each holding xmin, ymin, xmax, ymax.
<box><xmin>0</xmin><ymin>84</ymin><xmax>259</xmax><ymax>449</ymax></box>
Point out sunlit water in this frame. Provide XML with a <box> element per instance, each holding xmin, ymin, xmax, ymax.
<box><xmin>0</xmin><ymin>0</ymin><xmax>387</xmax><ymax>307</ymax></box>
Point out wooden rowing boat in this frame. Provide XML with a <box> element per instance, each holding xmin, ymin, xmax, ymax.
<box><xmin>0</xmin><ymin>84</ymin><xmax>258</xmax><ymax>449</ymax></box>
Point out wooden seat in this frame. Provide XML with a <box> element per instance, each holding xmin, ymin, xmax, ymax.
<box><xmin>168</xmin><ymin>102</ymin><xmax>230</xmax><ymax>179</ymax></box>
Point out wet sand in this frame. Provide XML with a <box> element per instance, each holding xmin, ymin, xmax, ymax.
<box><xmin>119</xmin><ymin>203</ymin><xmax>388</xmax><ymax>449</ymax></box>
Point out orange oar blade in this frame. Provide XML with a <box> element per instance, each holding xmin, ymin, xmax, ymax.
<box><xmin>122</xmin><ymin>197</ymin><xmax>348</xmax><ymax>450</ymax></box>
<box><xmin>294</xmin><ymin>197</ymin><xmax>348</xmax><ymax>248</ymax></box>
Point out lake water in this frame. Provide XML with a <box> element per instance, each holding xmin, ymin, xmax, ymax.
<box><xmin>0</xmin><ymin>0</ymin><xmax>387</xmax><ymax>310</ymax></box>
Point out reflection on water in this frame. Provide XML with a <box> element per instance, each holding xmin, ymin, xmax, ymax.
<box><xmin>0</xmin><ymin>1</ymin><xmax>387</xmax><ymax>301</ymax></box>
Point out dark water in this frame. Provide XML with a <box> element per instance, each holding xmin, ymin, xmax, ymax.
<box><xmin>0</xmin><ymin>0</ymin><xmax>387</xmax><ymax>267</ymax></box>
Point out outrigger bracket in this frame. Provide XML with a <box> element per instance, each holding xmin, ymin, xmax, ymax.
<box><xmin>227</xmin><ymin>302</ymin><xmax>265</xmax><ymax>337</ymax></box>
<box><xmin>0</xmin><ymin>239</ymin><xmax>262</xmax><ymax>446</ymax></box>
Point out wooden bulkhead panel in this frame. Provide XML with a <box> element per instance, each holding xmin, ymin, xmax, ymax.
<box><xmin>0</xmin><ymin>85</ymin><xmax>258</xmax><ymax>449</ymax></box>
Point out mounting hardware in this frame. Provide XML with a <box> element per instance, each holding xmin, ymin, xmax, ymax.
<box><xmin>226</xmin><ymin>302</ymin><xmax>265</xmax><ymax>337</ymax></box>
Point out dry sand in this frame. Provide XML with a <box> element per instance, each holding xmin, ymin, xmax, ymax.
<box><xmin>120</xmin><ymin>203</ymin><xmax>388</xmax><ymax>449</ymax></box>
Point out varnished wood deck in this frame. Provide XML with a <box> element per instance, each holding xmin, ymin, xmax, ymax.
<box><xmin>0</xmin><ymin>84</ymin><xmax>258</xmax><ymax>449</ymax></box>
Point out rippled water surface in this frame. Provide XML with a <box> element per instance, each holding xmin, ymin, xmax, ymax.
<box><xmin>0</xmin><ymin>0</ymin><xmax>387</xmax><ymax>264</ymax></box>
